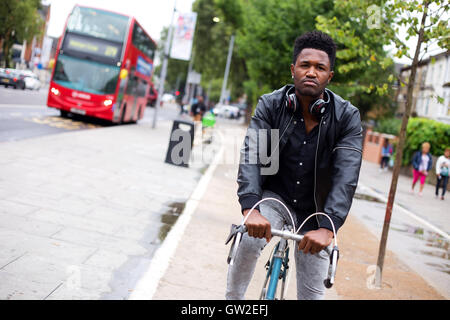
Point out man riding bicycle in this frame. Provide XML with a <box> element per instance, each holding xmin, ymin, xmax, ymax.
<box><xmin>226</xmin><ymin>31</ymin><xmax>363</xmax><ymax>300</ymax></box>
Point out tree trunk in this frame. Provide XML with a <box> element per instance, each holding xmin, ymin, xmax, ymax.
<box><xmin>375</xmin><ymin>1</ymin><xmax>430</xmax><ymax>287</ymax></box>
<box><xmin>245</xmin><ymin>104</ymin><xmax>252</xmax><ymax>125</ymax></box>
<box><xmin>3</xmin><ymin>29</ymin><xmax>12</xmax><ymax>68</ymax></box>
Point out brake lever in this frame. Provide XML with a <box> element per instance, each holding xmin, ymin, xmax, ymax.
<box><xmin>225</xmin><ymin>224</ymin><xmax>247</xmax><ymax>265</ymax></box>
<box><xmin>324</xmin><ymin>245</ymin><xmax>339</xmax><ymax>289</ymax></box>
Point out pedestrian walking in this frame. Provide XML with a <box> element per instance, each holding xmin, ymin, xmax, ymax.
<box><xmin>190</xmin><ymin>95</ymin><xmax>206</xmax><ymax>122</ymax></box>
<box><xmin>176</xmin><ymin>94</ymin><xmax>185</xmax><ymax>115</ymax></box>
<box><xmin>411</xmin><ymin>142</ymin><xmax>432</xmax><ymax>196</ymax></box>
<box><xmin>435</xmin><ymin>148</ymin><xmax>450</xmax><ymax>200</ymax></box>
<box><xmin>379</xmin><ymin>139</ymin><xmax>393</xmax><ymax>171</ymax></box>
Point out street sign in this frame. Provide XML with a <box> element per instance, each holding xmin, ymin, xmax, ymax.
<box><xmin>170</xmin><ymin>12</ymin><xmax>197</xmax><ymax>61</ymax></box>
<box><xmin>187</xmin><ymin>71</ymin><xmax>201</xmax><ymax>84</ymax></box>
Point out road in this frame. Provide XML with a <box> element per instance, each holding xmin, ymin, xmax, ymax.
<box><xmin>0</xmin><ymin>85</ymin><xmax>177</xmax><ymax>143</ymax></box>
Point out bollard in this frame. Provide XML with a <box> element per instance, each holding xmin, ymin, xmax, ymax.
<box><xmin>164</xmin><ymin>119</ymin><xmax>195</xmax><ymax>168</ymax></box>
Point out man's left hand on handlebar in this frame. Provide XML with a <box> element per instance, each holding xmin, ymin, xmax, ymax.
<box><xmin>298</xmin><ymin>228</ymin><xmax>333</xmax><ymax>255</ymax></box>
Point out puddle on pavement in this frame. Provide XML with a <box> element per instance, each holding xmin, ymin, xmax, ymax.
<box><xmin>353</xmin><ymin>193</ymin><xmax>385</xmax><ymax>203</ymax></box>
<box><xmin>393</xmin><ymin>222</ymin><xmax>450</xmax><ymax>274</ymax></box>
<box><xmin>354</xmin><ymin>190</ymin><xmax>450</xmax><ymax>278</ymax></box>
<box><xmin>155</xmin><ymin>202</ymin><xmax>186</xmax><ymax>244</ymax></box>
<box><xmin>424</xmin><ymin>262</ymin><xmax>450</xmax><ymax>275</ymax></box>
<box><xmin>199</xmin><ymin>165</ymin><xmax>208</xmax><ymax>175</ymax></box>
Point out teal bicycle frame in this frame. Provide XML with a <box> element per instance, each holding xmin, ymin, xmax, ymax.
<box><xmin>226</xmin><ymin>224</ymin><xmax>339</xmax><ymax>300</ymax></box>
<box><xmin>264</xmin><ymin>238</ymin><xmax>289</xmax><ymax>300</ymax></box>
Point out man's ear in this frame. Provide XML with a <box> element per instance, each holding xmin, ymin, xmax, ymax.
<box><xmin>290</xmin><ymin>64</ymin><xmax>295</xmax><ymax>78</ymax></box>
<box><xmin>328</xmin><ymin>70</ymin><xmax>334</xmax><ymax>84</ymax></box>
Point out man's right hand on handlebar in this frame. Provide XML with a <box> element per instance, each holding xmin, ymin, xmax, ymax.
<box><xmin>243</xmin><ymin>209</ymin><xmax>272</xmax><ymax>243</ymax></box>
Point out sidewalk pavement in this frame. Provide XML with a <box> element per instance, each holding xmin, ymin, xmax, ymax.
<box><xmin>0</xmin><ymin>108</ymin><xmax>219</xmax><ymax>300</ymax></box>
<box><xmin>152</xmin><ymin>126</ymin><xmax>445</xmax><ymax>300</ymax></box>
<box><xmin>351</xmin><ymin>160</ymin><xmax>449</xmax><ymax>298</ymax></box>
<box><xmin>358</xmin><ymin>161</ymin><xmax>449</xmax><ymax>234</ymax></box>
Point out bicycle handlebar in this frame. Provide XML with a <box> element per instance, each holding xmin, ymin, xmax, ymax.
<box><xmin>238</xmin><ymin>225</ymin><xmax>304</xmax><ymax>242</ymax></box>
<box><xmin>270</xmin><ymin>228</ymin><xmax>304</xmax><ymax>242</ymax></box>
<box><xmin>225</xmin><ymin>223</ymin><xmax>339</xmax><ymax>289</ymax></box>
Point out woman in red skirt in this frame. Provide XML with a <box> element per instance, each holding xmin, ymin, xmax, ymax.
<box><xmin>411</xmin><ymin>142</ymin><xmax>432</xmax><ymax>196</ymax></box>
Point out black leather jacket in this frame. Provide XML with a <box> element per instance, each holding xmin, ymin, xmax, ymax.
<box><xmin>237</xmin><ymin>85</ymin><xmax>363</xmax><ymax>232</ymax></box>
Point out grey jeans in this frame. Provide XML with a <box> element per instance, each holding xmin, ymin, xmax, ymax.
<box><xmin>226</xmin><ymin>190</ymin><xmax>331</xmax><ymax>300</ymax></box>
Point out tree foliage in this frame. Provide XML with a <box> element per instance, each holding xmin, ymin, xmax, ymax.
<box><xmin>403</xmin><ymin>117</ymin><xmax>450</xmax><ymax>165</ymax></box>
<box><xmin>315</xmin><ymin>0</ymin><xmax>398</xmax><ymax>118</ymax></box>
<box><xmin>163</xmin><ymin>0</ymin><xmax>448</xmax><ymax>118</ymax></box>
<box><xmin>237</xmin><ymin>0</ymin><xmax>333</xmax><ymax>91</ymax></box>
<box><xmin>374</xmin><ymin>117</ymin><xmax>402</xmax><ymax>135</ymax></box>
<box><xmin>191</xmin><ymin>0</ymin><xmax>247</xmax><ymax>102</ymax></box>
<box><xmin>0</xmin><ymin>0</ymin><xmax>43</xmax><ymax>67</ymax></box>
<box><xmin>317</xmin><ymin>0</ymin><xmax>449</xmax><ymax>112</ymax></box>
<box><xmin>189</xmin><ymin>0</ymin><xmax>401</xmax><ymax>116</ymax></box>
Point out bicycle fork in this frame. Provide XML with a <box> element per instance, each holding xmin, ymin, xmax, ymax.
<box><xmin>261</xmin><ymin>238</ymin><xmax>289</xmax><ymax>300</ymax></box>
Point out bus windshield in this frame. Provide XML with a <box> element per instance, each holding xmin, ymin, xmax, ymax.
<box><xmin>67</xmin><ymin>6</ymin><xmax>129</xmax><ymax>43</ymax></box>
<box><xmin>53</xmin><ymin>54</ymin><xmax>120</xmax><ymax>95</ymax></box>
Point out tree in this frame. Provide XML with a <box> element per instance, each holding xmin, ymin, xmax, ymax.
<box><xmin>315</xmin><ymin>0</ymin><xmax>398</xmax><ymax>119</ymax></box>
<box><xmin>191</xmin><ymin>0</ymin><xmax>247</xmax><ymax>103</ymax></box>
<box><xmin>0</xmin><ymin>0</ymin><xmax>43</xmax><ymax>67</ymax></box>
<box><xmin>375</xmin><ymin>0</ymin><xmax>448</xmax><ymax>288</ymax></box>
<box><xmin>237</xmin><ymin>0</ymin><xmax>334</xmax><ymax>108</ymax></box>
<box><xmin>226</xmin><ymin>0</ymin><xmax>395</xmax><ymax>118</ymax></box>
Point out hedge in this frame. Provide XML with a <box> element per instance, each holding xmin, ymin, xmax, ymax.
<box><xmin>374</xmin><ymin>117</ymin><xmax>402</xmax><ymax>136</ymax></box>
<box><xmin>403</xmin><ymin>117</ymin><xmax>450</xmax><ymax>166</ymax></box>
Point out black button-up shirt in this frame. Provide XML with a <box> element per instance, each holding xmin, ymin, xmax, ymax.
<box><xmin>263</xmin><ymin>107</ymin><xmax>319</xmax><ymax>230</ymax></box>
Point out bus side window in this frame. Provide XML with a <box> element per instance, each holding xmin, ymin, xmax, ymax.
<box><xmin>126</xmin><ymin>75</ymin><xmax>138</xmax><ymax>95</ymax></box>
<box><xmin>137</xmin><ymin>79</ymin><xmax>147</xmax><ymax>97</ymax></box>
<box><xmin>132</xmin><ymin>23</ymin><xmax>156</xmax><ymax>60</ymax></box>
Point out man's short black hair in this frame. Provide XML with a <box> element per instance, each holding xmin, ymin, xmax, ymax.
<box><xmin>292</xmin><ymin>31</ymin><xmax>337</xmax><ymax>70</ymax></box>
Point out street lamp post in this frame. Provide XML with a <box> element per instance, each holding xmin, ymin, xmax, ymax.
<box><xmin>182</xmin><ymin>51</ymin><xmax>194</xmax><ymax>106</ymax></box>
<box><xmin>219</xmin><ymin>34</ymin><xmax>234</xmax><ymax>105</ymax></box>
<box><xmin>152</xmin><ymin>0</ymin><xmax>177</xmax><ymax>129</ymax></box>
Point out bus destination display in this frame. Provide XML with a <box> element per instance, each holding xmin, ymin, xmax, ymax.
<box><xmin>63</xmin><ymin>33</ymin><xmax>122</xmax><ymax>63</ymax></box>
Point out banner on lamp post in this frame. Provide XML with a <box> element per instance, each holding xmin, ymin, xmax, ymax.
<box><xmin>170</xmin><ymin>11</ymin><xmax>197</xmax><ymax>61</ymax></box>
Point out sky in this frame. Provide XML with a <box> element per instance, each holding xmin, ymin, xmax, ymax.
<box><xmin>43</xmin><ymin>0</ymin><xmax>195</xmax><ymax>41</ymax></box>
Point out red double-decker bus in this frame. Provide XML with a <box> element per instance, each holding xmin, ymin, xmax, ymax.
<box><xmin>47</xmin><ymin>5</ymin><xmax>156</xmax><ymax>123</ymax></box>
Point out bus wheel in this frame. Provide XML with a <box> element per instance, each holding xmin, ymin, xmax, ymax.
<box><xmin>60</xmin><ymin>110</ymin><xmax>69</xmax><ymax>118</ymax></box>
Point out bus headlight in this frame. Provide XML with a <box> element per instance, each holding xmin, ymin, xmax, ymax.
<box><xmin>51</xmin><ymin>87</ymin><xmax>60</xmax><ymax>96</ymax></box>
<box><xmin>103</xmin><ymin>99</ymin><xmax>113</xmax><ymax>107</ymax></box>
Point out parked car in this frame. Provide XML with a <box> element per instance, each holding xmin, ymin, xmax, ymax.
<box><xmin>146</xmin><ymin>83</ymin><xmax>158</xmax><ymax>107</ymax></box>
<box><xmin>0</xmin><ymin>68</ymin><xmax>7</xmax><ymax>86</ymax></box>
<box><xmin>233</xmin><ymin>103</ymin><xmax>247</xmax><ymax>118</ymax></box>
<box><xmin>19</xmin><ymin>70</ymin><xmax>41</xmax><ymax>90</ymax></box>
<box><xmin>162</xmin><ymin>93</ymin><xmax>175</xmax><ymax>103</ymax></box>
<box><xmin>0</xmin><ymin>68</ymin><xmax>26</xmax><ymax>90</ymax></box>
<box><xmin>213</xmin><ymin>104</ymin><xmax>240</xmax><ymax>119</ymax></box>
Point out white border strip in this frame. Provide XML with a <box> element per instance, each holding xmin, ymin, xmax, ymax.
<box><xmin>129</xmin><ymin>132</ymin><xmax>225</xmax><ymax>300</ymax></box>
<box><xmin>358</xmin><ymin>183</ymin><xmax>450</xmax><ymax>241</ymax></box>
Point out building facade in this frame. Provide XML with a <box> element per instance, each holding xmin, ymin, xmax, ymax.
<box><xmin>397</xmin><ymin>51</ymin><xmax>450</xmax><ymax>124</ymax></box>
